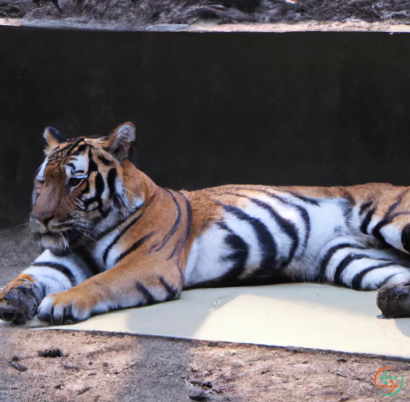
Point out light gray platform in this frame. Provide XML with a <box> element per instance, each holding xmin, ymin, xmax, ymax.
<box><xmin>12</xmin><ymin>283</ymin><xmax>410</xmax><ymax>359</ymax></box>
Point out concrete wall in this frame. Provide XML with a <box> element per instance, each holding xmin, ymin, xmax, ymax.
<box><xmin>1</xmin><ymin>27</ymin><xmax>410</xmax><ymax>229</ymax></box>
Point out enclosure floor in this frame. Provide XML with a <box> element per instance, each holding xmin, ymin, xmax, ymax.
<box><xmin>2</xmin><ymin>329</ymin><xmax>410</xmax><ymax>402</ymax></box>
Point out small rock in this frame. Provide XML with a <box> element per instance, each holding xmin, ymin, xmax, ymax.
<box><xmin>38</xmin><ymin>349</ymin><xmax>65</xmax><ymax>358</ymax></box>
<box><xmin>54</xmin><ymin>384</ymin><xmax>64</xmax><ymax>390</ymax></box>
<box><xmin>76</xmin><ymin>386</ymin><xmax>91</xmax><ymax>395</ymax></box>
<box><xmin>286</xmin><ymin>346</ymin><xmax>303</xmax><ymax>353</ymax></box>
<box><xmin>103</xmin><ymin>362</ymin><xmax>108</xmax><ymax>367</ymax></box>
<box><xmin>336</xmin><ymin>372</ymin><xmax>347</xmax><ymax>378</ymax></box>
<box><xmin>63</xmin><ymin>363</ymin><xmax>77</xmax><ymax>370</ymax></box>
<box><xmin>337</xmin><ymin>358</ymin><xmax>347</xmax><ymax>363</ymax></box>
<box><xmin>189</xmin><ymin>390</ymin><xmax>207</xmax><ymax>401</ymax></box>
<box><xmin>11</xmin><ymin>356</ymin><xmax>19</xmax><ymax>362</ymax></box>
<box><xmin>207</xmin><ymin>342</ymin><xmax>218</xmax><ymax>347</ymax></box>
<box><xmin>10</xmin><ymin>361</ymin><xmax>27</xmax><ymax>372</ymax></box>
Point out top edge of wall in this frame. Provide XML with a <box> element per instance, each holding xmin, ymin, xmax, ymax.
<box><xmin>1</xmin><ymin>18</ymin><xmax>410</xmax><ymax>33</ymax></box>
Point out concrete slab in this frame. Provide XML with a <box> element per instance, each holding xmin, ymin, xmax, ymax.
<box><xmin>13</xmin><ymin>283</ymin><xmax>410</xmax><ymax>359</ymax></box>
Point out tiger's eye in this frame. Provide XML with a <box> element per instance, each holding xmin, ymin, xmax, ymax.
<box><xmin>68</xmin><ymin>178</ymin><xmax>83</xmax><ymax>187</ymax></box>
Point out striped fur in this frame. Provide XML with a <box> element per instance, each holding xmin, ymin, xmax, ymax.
<box><xmin>2</xmin><ymin>123</ymin><xmax>410</xmax><ymax>323</ymax></box>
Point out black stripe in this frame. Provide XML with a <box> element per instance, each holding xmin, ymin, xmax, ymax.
<box><xmin>98</xmin><ymin>155</ymin><xmax>112</xmax><ymax>166</ymax></box>
<box><xmin>95</xmin><ymin>193</ymin><xmax>155</xmax><ymax>241</ymax></box>
<box><xmin>167</xmin><ymin>193</ymin><xmax>193</xmax><ymax>260</ymax></box>
<box><xmin>227</xmin><ymin>193</ymin><xmax>299</xmax><ymax>267</ymax></box>
<box><xmin>102</xmin><ymin>194</ymin><xmax>156</xmax><ymax>264</ymax></box>
<box><xmin>183</xmin><ymin>193</ymin><xmax>193</xmax><ymax>243</ymax></box>
<box><xmin>289</xmin><ymin>192</ymin><xmax>320</xmax><ymax>206</ymax></box>
<box><xmin>373</xmin><ymin>211</ymin><xmax>410</xmax><ymax>244</ymax></box>
<box><xmin>83</xmin><ymin>172</ymin><xmax>105</xmax><ymax>213</ymax></box>
<box><xmin>372</xmin><ymin>189</ymin><xmax>410</xmax><ymax>241</ymax></box>
<box><xmin>115</xmin><ymin>232</ymin><xmax>153</xmax><ymax>264</ymax></box>
<box><xmin>359</xmin><ymin>201</ymin><xmax>372</xmax><ymax>215</ymax></box>
<box><xmin>228</xmin><ymin>187</ymin><xmax>311</xmax><ymax>250</ymax></box>
<box><xmin>152</xmin><ymin>189</ymin><xmax>181</xmax><ymax>253</ymax></box>
<box><xmin>107</xmin><ymin>168</ymin><xmax>117</xmax><ymax>198</ymax></box>
<box><xmin>341</xmin><ymin>188</ymin><xmax>355</xmax><ymax>206</ymax></box>
<box><xmin>333</xmin><ymin>254</ymin><xmax>390</xmax><ymax>286</ymax></box>
<box><xmin>95</xmin><ymin>172</ymin><xmax>105</xmax><ymax>197</ymax></box>
<box><xmin>223</xmin><ymin>204</ymin><xmax>277</xmax><ymax>276</ymax></box>
<box><xmin>31</xmin><ymin>262</ymin><xmax>77</xmax><ymax>286</ymax></box>
<box><xmin>72</xmin><ymin>143</ymin><xmax>87</xmax><ymax>155</ymax></box>
<box><xmin>351</xmin><ymin>262</ymin><xmax>396</xmax><ymax>290</ymax></box>
<box><xmin>340</xmin><ymin>189</ymin><xmax>354</xmax><ymax>223</ymax></box>
<box><xmin>135</xmin><ymin>281</ymin><xmax>155</xmax><ymax>304</ymax></box>
<box><xmin>360</xmin><ymin>207</ymin><xmax>375</xmax><ymax>234</ymax></box>
<box><xmin>87</xmin><ymin>148</ymin><xmax>98</xmax><ymax>174</ymax></box>
<box><xmin>318</xmin><ymin>243</ymin><xmax>366</xmax><ymax>282</ymax></box>
<box><xmin>270</xmin><ymin>193</ymin><xmax>310</xmax><ymax>251</ymax></box>
<box><xmin>159</xmin><ymin>276</ymin><xmax>179</xmax><ymax>300</ymax></box>
<box><xmin>64</xmin><ymin>139</ymin><xmax>84</xmax><ymax>157</ymax></box>
<box><xmin>384</xmin><ymin>188</ymin><xmax>410</xmax><ymax>217</ymax></box>
<box><xmin>378</xmin><ymin>273</ymin><xmax>399</xmax><ymax>289</ymax></box>
<box><xmin>80</xmin><ymin>148</ymin><xmax>101</xmax><ymax>210</ymax></box>
<box><xmin>221</xmin><ymin>227</ymin><xmax>249</xmax><ymax>282</ymax></box>
<box><xmin>401</xmin><ymin>223</ymin><xmax>410</xmax><ymax>253</ymax></box>
<box><xmin>371</xmin><ymin>219</ymin><xmax>391</xmax><ymax>243</ymax></box>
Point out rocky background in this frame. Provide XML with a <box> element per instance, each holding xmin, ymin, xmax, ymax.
<box><xmin>1</xmin><ymin>0</ymin><xmax>410</xmax><ymax>28</ymax></box>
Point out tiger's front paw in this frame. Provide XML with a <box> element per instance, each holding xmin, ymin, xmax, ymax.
<box><xmin>38</xmin><ymin>289</ymin><xmax>99</xmax><ymax>324</ymax></box>
<box><xmin>0</xmin><ymin>274</ymin><xmax>43</xmax><ymax>324</ymax></box>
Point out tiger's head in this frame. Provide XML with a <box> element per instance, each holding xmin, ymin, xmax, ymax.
<box><xmin>30</xmin><ymin>122</ymin><xmax>143</xmax><ymax>254</ymax></box>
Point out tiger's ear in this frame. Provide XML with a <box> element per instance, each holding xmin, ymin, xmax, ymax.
<box><xmin>43</xmin><ymin>127</ymin><xmax>67</xmax><ymax>154</ymax></box>
<box><xmin>105</xmin><ymin>122</ymin><xmax>136</xmax><ymax>160</ymax></box>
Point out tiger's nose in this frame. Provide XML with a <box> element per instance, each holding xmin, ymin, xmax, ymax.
<box><xmin>30</xmin><ymin>212</ymin><xmax>54</xmax><ymax>227</ymax></box>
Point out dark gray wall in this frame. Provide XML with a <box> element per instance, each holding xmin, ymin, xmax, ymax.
<box><xmin>1</xmin><ymin>27</ymin><xmax>410</xmax><ymax>229</ymax></box>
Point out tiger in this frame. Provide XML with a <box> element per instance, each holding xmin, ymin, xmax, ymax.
<box><xmin>1</xmin><ymin>122</ymin><xmax>410</xmax><ymax>325</ymax></box>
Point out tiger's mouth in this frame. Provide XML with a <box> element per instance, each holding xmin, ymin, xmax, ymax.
<box><xmin>38</xmin><ymin>233</ymin><xmax>69</xmax><ymax>255</ymax></box>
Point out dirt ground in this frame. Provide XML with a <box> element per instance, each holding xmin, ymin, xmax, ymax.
<box><xmin>1</xmin><ymin>227</ymin><xmax>410</xmax><ymax>402</ymax></box>
<box><xmin>1</xmin><ymin>327</ymin><xmax>410</xmax><ymax>402</ymax></box>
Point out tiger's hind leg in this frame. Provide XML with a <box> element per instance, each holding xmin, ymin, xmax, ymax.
<box><xmin>317</xmin><ymin>237</ymin><xmax>410</xmax><ymax>317</ymax></box>
<box><xmin>356</xmin><ymin>200</ymin><xmax>410</xmax><ymax>317</ymax></box>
